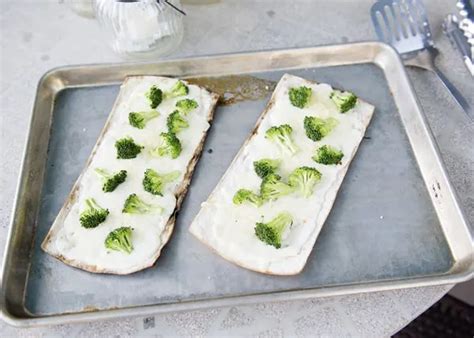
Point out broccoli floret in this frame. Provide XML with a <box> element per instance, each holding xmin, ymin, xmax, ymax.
<box><xmin>150</xmin><ymin>132</ymin><xmax>182</xmax><ymax>159</ymax></box>
<box><xmin>254</xmin><ymin>212</ymin><xmax>293</xmax><ymax>249</ymax></box>
<box><xmin>165</xmin><ymin>80</ymin><xmax>189</xmax><ymax>99</ymax></box>
<box><xmin>122</xmin><ymin>193</ymin><xmax>163</xmax><ymax>214</ymax></box>
<box><xmin>79</xmin><ymin>198</ymin><xmax>109</xmax><ymax>229</ymax></box>
<box><xmin>115</xmin><ymin>137</ymin><xmax>143</xmax><ymax>159</ymax></box>
<box><xmin>303</xmin><ymin>116</ymin><xmax>338</xmax><ymax>142</ymax></box>
<box><xmin>105</xmin><ymin>226</ymin><xmax>133</xmax><ymax>254</ymax></box>
<box><xmin>313</xmin><ymin>145</ymin><xmax>344</xmax><ymax>165</ymax></box>
<box><xmin>330</xmin><ymin>90</ymin><xmax>357</xmax><ymax>113</ymax></box>
<box><xmin>146</xmin><ymin>86</ymin><xmax>163</xmax><ymax>109</ymax></box>
<box><xmin>142</xmin><ymin>168</ymin><xmax>180</xmax><ymax>196</ymax></box>
<box><xmin>128</xmin><ymin>110</ymin><xmax>159</xmax><ymax>129</ymax></box>
<box><xmin>288</xmin><ymin>166</ymin><xmax>322</xmax><ymax>198</ymax></box>
<box><xmin>167</xmin><ymin>110</ymin><xmax>189</xmax><ymax>134</ymax></box>
<box><xmin>176</xmin><ymin>98</ymin><xmax>198</xmax><ymax>115</ymax></box>
<box><xmin>289</xmin><ymin>86</ymin><xmax>312</xmax><ymax>108</ymax></box>
<box><xmin>260</xmin><ymin>173</ymin><xmax>294</xmax><ymax>201</ymax></box>
<box><xmin>233</xmin><ymin>189</ymin><xmax>263</xmax><ymax>207</ymax></box>
<box><xmin>94</xmin><ymin>168</ymin><xmax>127</xmax><ymax>192</ymax></box>
<box><xmin>253</xmin><ymin>158</ymin><xmax>280</xmax><ymax>178</ymax></box>
<box><xmin>265</xmin><ymin>124</ymin><xmax>299</xmax><ymax>155</ymax></box>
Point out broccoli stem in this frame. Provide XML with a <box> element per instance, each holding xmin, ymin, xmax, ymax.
<box><xmin>254</xmin><ymin>212</ymin><xmax>293</xmax><ymax>248</ymax></box>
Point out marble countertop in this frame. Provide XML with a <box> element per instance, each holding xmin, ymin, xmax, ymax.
<box><xmin>0</xmin><ymin>0</ymin><xmax>472</xmax><ymax>336</ymax></box>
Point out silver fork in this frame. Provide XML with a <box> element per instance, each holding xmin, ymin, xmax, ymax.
<box><xmin>371</xmin><ymin>0</ymin><xmax>473</xmax><ymax>121</ymax></box>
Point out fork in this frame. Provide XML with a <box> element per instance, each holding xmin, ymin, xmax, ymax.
<box><xmin>371</xmin><ymin>0</ymin><xmax>473</xmax><ymax>121</ymax></box>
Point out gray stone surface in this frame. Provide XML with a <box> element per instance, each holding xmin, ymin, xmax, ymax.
<box><xmin>0</xmin><ymin>0</ymin><xmax>472</xmax><ymax>336</ymax></box>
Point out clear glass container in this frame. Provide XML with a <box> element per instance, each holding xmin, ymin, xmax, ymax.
<box><xmin>94</xmin><ymin>0</ymin><xmax>184</xmax><ymax>59</ymax></box>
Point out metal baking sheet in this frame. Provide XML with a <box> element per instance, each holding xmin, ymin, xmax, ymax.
<box><xmin>1</xmin><ymin>42</ymin><xmax>472</xmax><ymax>327</ymax></box>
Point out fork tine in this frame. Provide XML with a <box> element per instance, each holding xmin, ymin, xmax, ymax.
<box><xmin>371</xmin><ymin>4</ymin><xmax>393</xmax><ymax>43</ymax></box>
<box><xmin>376</xmin><ymin>12</ymin><xmax>389</xmax><ymax>42</ymax></box>
<box><xmin>409</xmin><ymin>0</ymin><xmax>433</xmax><ymax>42</ymax></box>
<box><xmin>370</xmin><ymin>0</ymin><xmax>429</xmax><ymax>54</ymax></box>
<box><xmin>398</xmin><ymin>0</ymin><xmax>417</xmax><ymax>36</ymax></box>
<box><xmin>397</xmin><ymin>0</ymin><xmax>416</xmax><ymax>35</ymax></box>
<box><xmin>384</xmin><ymin>4</ymin><xmax>402</xmax><ymax>41</ymax></box>
<box><xmin>409</xmin><ymin>2</ymin><xmax>423</xmax><ymax>36</ymax></box>
<box><xmin>405</xmin><ymin>0</ymin><xmax>423</xmax><ymax>34</ymax></box>
<box><xmin>393</xmin><ymin>1</ymin><xmax>409</xmax><ymax>39</ymax></box>
<box><xmin>381</xmin><ymin>7</ymin><xmax>395</xmax><ymax>42</ymax></box>
<box><xmin>412</xmin><ymin>0</ymin><xmax>433</xmax><ymax>45</ymax></box>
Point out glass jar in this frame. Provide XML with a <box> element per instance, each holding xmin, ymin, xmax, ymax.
<box><xmin>94</xmin><ymin>0</ymin><xmax>184</xmax><ymax>59</ymax></box>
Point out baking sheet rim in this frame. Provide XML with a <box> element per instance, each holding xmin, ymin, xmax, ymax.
<box><xmin>1</xmin><ymin>41</ymin><xmax>472</xmax><ymax>327</ymax></box>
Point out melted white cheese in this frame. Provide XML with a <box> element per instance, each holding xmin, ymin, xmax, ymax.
<box><xmin>44</xmin><ymin>76</ymin><xmax>216</xmax><ymax>274</ymax></box>
<box><xmin>189</xmin><ymin>74</ymin><xmax>374</xmax><ymax>275</ymax></box>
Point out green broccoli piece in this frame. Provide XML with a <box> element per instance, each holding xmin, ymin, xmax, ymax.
<box><xmin>232</xmin><ymin>189</ymin><xmax>263</xmax><ymax>207</ymax></box>
<box><xmin>79</xmin><ymin>198</ymin><xmax>109</xmax><ymax>229</ymax></box>
<box><xmin>128</xmin><ymin>110</ymin><xmax>159</xmax><ymax>129</ymax></box>
<box><xmin>167</xmin><ymin>110</ymin><xmax>189</xmax><ymax>134</ymax></box>
<box><xmin>122</xmin><ymin>193</ymin><xmax>163</xmax><ymax>214</ymax></box>
<box><xmin>288</xmin><ymin>166</ymin><xmax>322</xmax><ymax>198</ymax></box>
<box><xmin>146</xmin><ymin>85</ymin><xmax>163</xmax><ymax>109</ymax></box>
<box><xmin>105</xmin><ymin>226</ymin><xmax>133</xmax><ymax>254</ymax></box>
<box><xmin>165</xmin><ymin>80</ymin><xmax>189</xmax><ymax>99</ymax></box>
<box><xmin>260</xmin><ymin>173</ymin><xmax>294</xmax><ymax>201</ymax></box>
<box><xmin>253</xmin><ymin>158</ymin><xmax>280</xmax><ymax>179</ymax></box>
<box><xmin>303</xmin><ymin>116</ymin><xmax>339</xmax><ymax>142</ymax></box>
<box><xmin>254</xmin><ymin>212</ymin><xmax>293</xmax><ymax>249</ymax></box>
<box><xmin>289</xmin><ymin>86</ymin><xmax>312</xmax><ymax>108</ymax></box>
<box><xmin>313</xmin><ymin>145</ymin><xmax>344</xmax><ymax>165</ymax></box>
<box><xmin>265</xmin><ymin>124</ymin><xmax>299</xmax><ymax>155</ymax></box>
<box><xmin>142</xmin><ymin>168</ymin><xmax>180</xmax><ymax>196</ymax></box>
<box><xmin>94</xmin><ymin>168</ymin><xmax>127</xmax><ymax>192</ymax></box>
<box><xmin>150</xmin><ymin>132</ymin><xmax>182</xmax><ymax>159</ymax></box>
<box><xmin>330</xmin><ymin>90</ymin><xmax>357</xmax><ymax>113</ymax></box>
<box><xmin>176</xmin><ymin>98</ymin><xmax>198</xmax><ymax>115</ymax></box>
<box><xmin>115</xmin><ymin>137</ymin><xmax>143</xmax><ymax>159</ymax></box>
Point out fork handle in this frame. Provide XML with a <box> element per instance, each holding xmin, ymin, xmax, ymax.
<box><xmin>431</xmin><ymin>67</ymin><xmax>474</xmax><ymax>122</ymax></box>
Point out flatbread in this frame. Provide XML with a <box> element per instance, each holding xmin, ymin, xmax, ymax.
<box><xmin>189</xmin><ymin>73</ymin><xmax>374</xmax><ymax>275</ymax></box>
<box><xmin>42</xmin><ymin>76</ymin><xmax>219</xmax><ymax>274</ymax></box>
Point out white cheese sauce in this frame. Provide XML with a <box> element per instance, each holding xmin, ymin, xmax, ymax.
<box><xmin>49</xmin><ymin>76</ymin><xmax>215</xmax><ymax>273</ymax></box>
<box><xmin>190</xmin><ymin>74</ymin><xmax>374</xmax><ymax>274</ymax></box>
